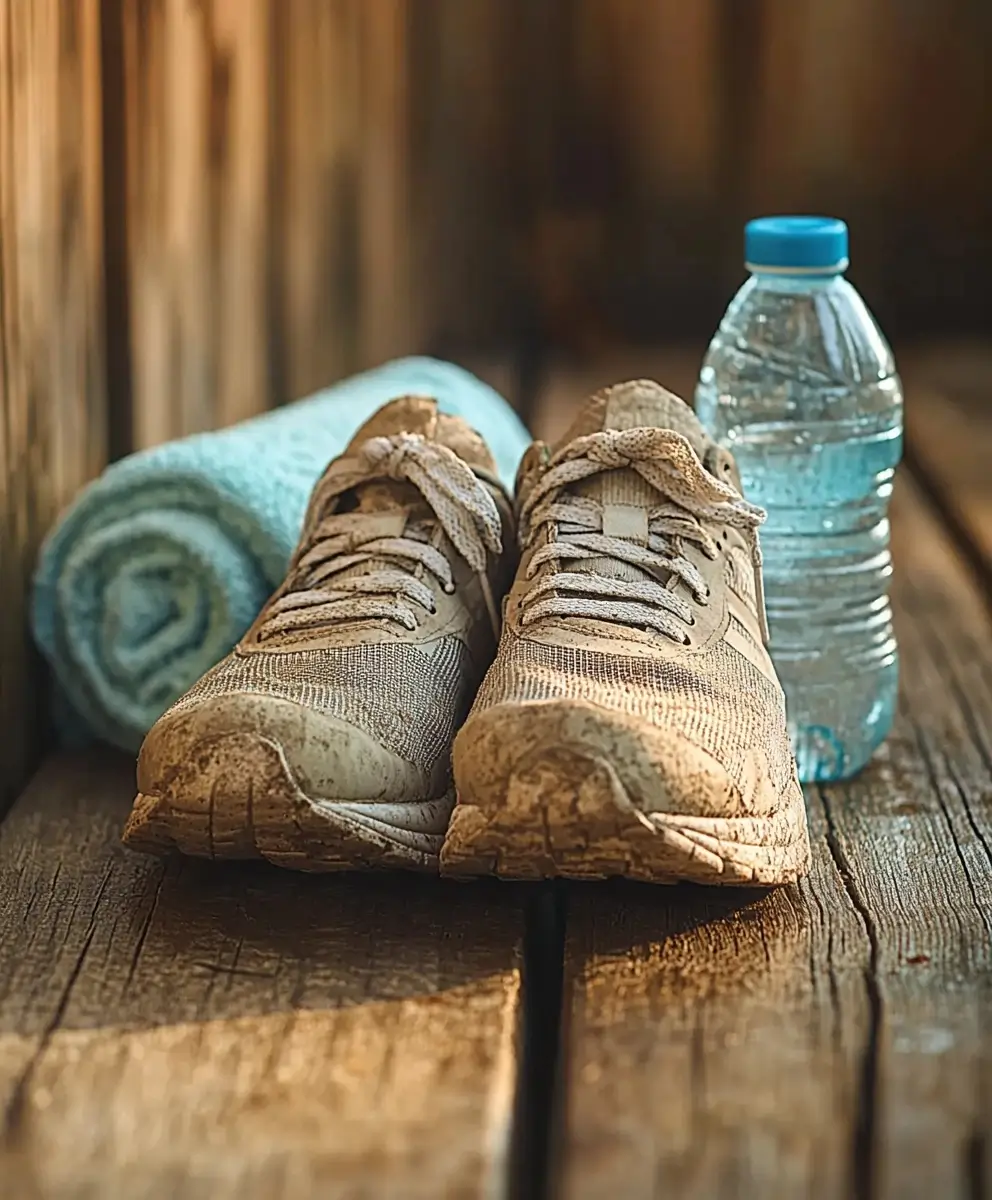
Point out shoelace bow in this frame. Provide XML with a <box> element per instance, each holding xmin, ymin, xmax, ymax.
<box><xmin>258</xmin><ymin>433</ymin><xmax>504</xmax><ymax>639</ymax></box>
<box><xmin>517</xmin><ymin>427</ymin><xmax>768</xmax><ymax>644</ymax></box>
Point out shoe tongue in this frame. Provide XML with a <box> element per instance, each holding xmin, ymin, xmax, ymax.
<box><xmin>342</xmin><ymin>394</ymin><xmax>497</xmax><ymax>515</ymax></box>
<box><xmin>556</xmin><ymin>379</ymin><xmax>710</xmax><ymax>457</ymax></box>
<box><xmin>281</xmin><ymin>396</ymin><xmax>498</xmax><ymax>641</ymax></box>
<box><xmin>554</xmin><ymin>380</ymin><xmax>712</xmax><ymax>585</ymax></box>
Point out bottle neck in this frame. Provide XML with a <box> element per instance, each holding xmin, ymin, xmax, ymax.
<box><xmin>747</xmin><ymin>270</ymin><xmax>848</xmax><ymax>294</ymax></box>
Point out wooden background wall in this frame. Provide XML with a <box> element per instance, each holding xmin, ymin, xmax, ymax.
<box><xmin>2</xmin><ymin>0</ymin><xmax>989</xmax><ymax>804</ymax></box>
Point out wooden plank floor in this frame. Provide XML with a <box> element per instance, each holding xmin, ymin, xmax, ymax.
<box><xmin>0</xmin><ymin>346</ymin><xmax>990</xmax><ymax>1199</ymax></box>
<box><xmin>0</xmin><ymin>757</ymin><xmax>525</xmax><ymax>1198</ymax></box>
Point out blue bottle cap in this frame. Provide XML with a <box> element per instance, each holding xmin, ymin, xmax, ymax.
<box><xmin>744</xmin><ymin>216</ymin><xmax>849</xmax><ymax>275</ymax></box>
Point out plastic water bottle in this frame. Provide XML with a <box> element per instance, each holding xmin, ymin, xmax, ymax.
<box><xmin>695</xmin><ymin>216</ymin><xmax>902</xmax><ymax>782</ymax></box>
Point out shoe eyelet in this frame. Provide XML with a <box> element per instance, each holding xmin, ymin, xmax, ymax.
<box><xmin>443</xmin><ymin>583</ymin><xmax>456</xmax><ymax>595</ymax></box>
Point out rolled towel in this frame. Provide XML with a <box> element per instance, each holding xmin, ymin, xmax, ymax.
<box><xmin>32</xmin><ymin>356</ymin><xmax>531</xmax><ymax>752</ymax></box>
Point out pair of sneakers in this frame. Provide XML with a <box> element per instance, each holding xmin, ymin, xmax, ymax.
<box><xmin>123</xmin><ymin>381</ymin><xmax>811</xmax><ymax>885</ymax></box>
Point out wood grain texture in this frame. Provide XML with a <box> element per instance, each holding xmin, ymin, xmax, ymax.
<box><xmin>903</xmin><ymin>341</ymin><xmax>992</xmax><ymax>575</ymax></box>
<box><xmin>123</xmin><ymin>0</ymin><xmax>421</xmax><ymax>447</ymax></box>
<box><xmin>123</xmin><ymin>0</ymin><xmax>274</xmax><ymax>445</ymax></box>
<box><xmin>818</xmin><ymin>478</ymin><xmax>992</xmax><ymax>1200</ymax></box>
<box><xmin>0</xmin><ymin>754</ymin><xmax>523</xmax><ymax>1198</ymax></box>
<box><xmin>530</xmin><ymin>364</ymin><xmax>992</xmax><ymax>1199</ymax></box>
<box><xmin>408</xmin><ymin>0</ymin><xmax>524</xmax><ymax>351</ymax></box>
<box><xmin>276</xmin><ymin>0</ymin><xmax>421</xmax><ymax>397</ymax></box>
<box><xmin>0</xmin><ymin>0</ymin><xmax>107</xmax><ymax>806</ymax></box>
<box><xmin>274</xmin><ymin>0</ymin><xmax>362</xmax><ymax>402</ymax></box>
<box><xmin>357</xmin><ymin>0</ymin><xmax>415</xmax><ymax>370</ymax></box>
<box><xmin>108</xmin><ymin>3</ymin><xmax>992</xmax><ymax>444</ymax></box>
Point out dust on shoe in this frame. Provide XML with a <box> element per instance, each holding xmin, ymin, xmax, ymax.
<box><xmin>123</xmin><ymin>396</ymin><xmax>516</xmax><ymax>873</ymax></box>
<box><xmin>441</xmin><ymin>379</ymin><xmax>812</xmax><ymax>886</ymax></box>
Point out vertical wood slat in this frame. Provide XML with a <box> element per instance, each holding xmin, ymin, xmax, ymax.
<box><xmin>0</xmin><ymin>0</ymin><xmax>107</xmax><ymax>804</ymax></box>
<box><xmin>747</xmin><ymin>0</ymin><xmax>874</xmax><ymax>208</ymax></box>
<box><xmin>123</xmin><ymin>0</ymin><xmax>421</xmax><ymax>448</ymax></box>
<box><xmin>556</xmin><ymin>0</ymin><xmax>728</xmax><ymax>345</ymax></box>
<box><xmin>357</xmin><ymin>0</ymin><xmax>414</xmax><ymax>370</ymax></box>
<box><xmin>275</xmin><ymin>0</ymin><xmax>361</xmax><ymax>403</ymax></box>
<box><xmin>572</xmin><ymin>0</ymin><xmax>722</xmax><ymax>202</ymax></box>
<box><xmin>123</xmin><ymin>0</ymin><xmax>273</xmax><ymax>446</ymax></box>
<box><xmin>407</xmin><ymin>0</ymin><xmax>524</xmax><ymax>352</ymax></box>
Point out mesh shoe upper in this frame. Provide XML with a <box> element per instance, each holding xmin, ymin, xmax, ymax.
<box><xmin>166</xmin><ymin>639</ymin><xmax>473</xmax><ymax>783</ymax></box>
<box><xmin>470</xmin><ymin>636</ymin><xmax>793</xmax><ymax>795</ymax></box>
<box><xmin>141</xmin><ymin>396</ymin><xmax>515</xmax><ymax>803</ymax></box>
<box><xmin>461</xmin><ymin>380</ymin><xmax>799</xmax><ymax>807</ymax></box>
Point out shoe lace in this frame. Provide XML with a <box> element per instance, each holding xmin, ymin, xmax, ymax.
<box><xmin>517</xmin><ymin>426</ymin><xmax>768</xmax><ymax>644</ymax></box>
<box><xmin>258</xmin><ymin>433</ymin><xmax>504</xmax><ymax>640</ymax></box>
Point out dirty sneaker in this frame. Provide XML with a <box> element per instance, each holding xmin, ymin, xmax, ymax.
<box><xmin>441</xmin><ymin>380</ymin><xmax>811</xmax><ymax>885</ymax></box>
<box><xmin>123</xmin><ymin>396</ymin><xmax>516</xmax><ymax>872</ymax></box>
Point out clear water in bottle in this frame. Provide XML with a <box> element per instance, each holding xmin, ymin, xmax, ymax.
<box><xmin>695</xmin><ymin>216</ymin><xmax>902</xmax><ymax>782</ymax></box>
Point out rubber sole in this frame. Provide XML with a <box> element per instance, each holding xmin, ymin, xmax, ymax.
<box><xmin>122</xmin><ymin>732</ymin><xmax>454</xmax><ymax>873</ymax></box>
<box><xmin>441</xmin><ymin>706</ymin><xmax>811</xmax><ymax>886</ymax></box>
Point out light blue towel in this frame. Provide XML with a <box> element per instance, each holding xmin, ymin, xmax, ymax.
<box><xmin>32</xmin><ymin>356</ymin><xmax>531</xmax><ymax>752</ymax></box>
